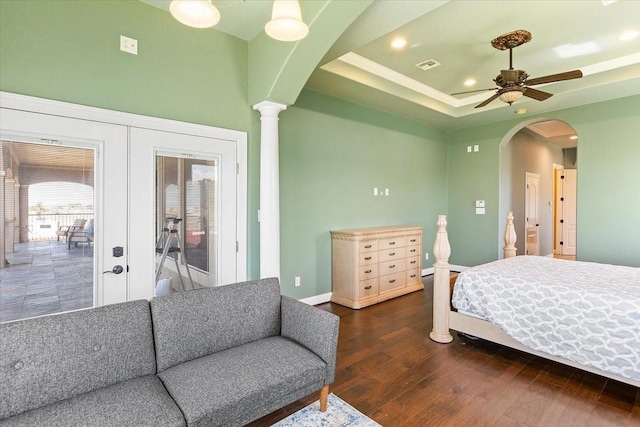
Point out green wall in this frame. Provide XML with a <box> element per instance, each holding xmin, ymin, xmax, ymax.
<box><xmin>0</xmin><ymin>0</ymin><xmax>250</xmax><ymax>131</ymax></box>
<box><xmin>279</xmin><ymin>90</ymin><xmax>448</xmax><ymax>298</ymax></box>
<box><xmin>447</xmin><ymin>95</ymin><xmax>640</xmax><ymax>267</ymax></box>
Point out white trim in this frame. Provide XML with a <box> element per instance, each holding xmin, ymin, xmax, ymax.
<box><xmin>299</xmin><ymin>292</ymin><xmax>332</xmax><ymax>306</ymax></box>
<box><xmin>422</xmin><ymin>267</ymin><xmax>434</xmax><ymax>276</ymax></box>
<box><xmin>1</xmin><ymin>91</ymin><xmax>248</xmax><ymax>282</ymax></box>
<box><xmin>449</xmin><ymin>264</ymin><xmax>470</xmax><ymax>272</ymax></box>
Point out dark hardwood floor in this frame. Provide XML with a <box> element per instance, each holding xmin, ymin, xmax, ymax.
<box><xmin>249</xmin><ymin>275</ymin><xmax>640</xmax><ymax>426</ymax></box>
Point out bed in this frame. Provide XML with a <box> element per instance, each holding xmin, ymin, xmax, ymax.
<box><xmin>430</xmin><ymin>213</ymin><xmax>640</xmax><ymax>388</ymax></box>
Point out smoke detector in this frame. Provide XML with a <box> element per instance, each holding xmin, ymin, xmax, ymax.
<box><xmin>415</xmin><ymin>59</ymin><xmax>441</xmax><ymax>71</ymax></box>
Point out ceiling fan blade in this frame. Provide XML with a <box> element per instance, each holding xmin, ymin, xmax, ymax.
<box><xmin>526</xmin><ymin>70</ymin><xmax>583</xmax><ymax>86</ymax></box>
<box><xmin>475</xmin><ymin>93</ymin><xmax>501</xmax><ymax>108</ymax></box>
<box><xmin>523</xmin><ymin>87</ymin><xmax>553</xmax><ymax>101</ymax></box>
<box><xmin>451</xmin><ymin>88</ymin><xmax>496</xmax><ymax>96</ymax></box>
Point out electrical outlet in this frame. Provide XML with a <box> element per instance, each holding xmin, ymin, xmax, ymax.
<box><xmin>294</xmin><ymin>276</ymin><xmax>301</xmax><ymax>287</ymax></box>
<box><xmin>425</xmin><ymin>252</ymin><xmax>429</xmax><ymax>260</ymax></box>
<box><xmin>120</xmin><ymin>35</ymin><xmax>138</xmax><ymax>55</ymax></box>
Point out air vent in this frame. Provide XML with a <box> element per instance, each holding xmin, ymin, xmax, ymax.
<box><xmin>415</xmin><ymin>59</ymin><xmax>441</xmax><ymax>71</ymax></box>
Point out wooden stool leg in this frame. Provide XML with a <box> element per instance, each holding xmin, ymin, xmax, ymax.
<box><xmin>319</xmin><ymin>385</ymin><xmax>329</xmax><ymax>412</ymax></box>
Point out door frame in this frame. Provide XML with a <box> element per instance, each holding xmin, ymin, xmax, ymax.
<box><xmin>0</xmin><ymin>91</ymin><xmax>248</xmax><ymax>298</ymax></box>
<box><xmin>525</xmin><ymin>172</ymin><xmax>541</xmax><ymax>256</ymax></box>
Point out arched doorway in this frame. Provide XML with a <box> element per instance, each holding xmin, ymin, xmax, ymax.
<box><xmin>499</xmin><ymin>119</ymin><xmax>578</xmax><ymax>259</ymax></box>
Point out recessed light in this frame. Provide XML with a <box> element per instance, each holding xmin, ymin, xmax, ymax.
<box><xmin>464</xmin><ymin>79</ymin><xmax>476</xmax><ymax>87</ymax></box>
<box><xmin>569</xmin><ymin>135</ymin><xmax>578</xmax><ymax>140</ymax></box>
<box><xmin>391</xmin><ymin>38</ymin><xmax>407</xmax><ymax>49</ymax></box>
<box><xmin>515</xmin><ymin>108</ymin><xmax>527</xmax><ymax>115</ymax></box>
<box><xmin>619</xmin><ymin>30</ymin><xmax>639</xmax><ymax>41</ymax></box>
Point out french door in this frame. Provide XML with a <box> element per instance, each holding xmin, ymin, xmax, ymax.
<box><xmin>0</xmin><ymin>92</ymin><xmax>246</xmax><ymax>322</ymax></box>
<box><xmin>128</xmin><ymin>128</ymin><xmax>239</xmax><ymax>300</ymax></box>
<box><xmin>0</xmin><ymin>108</ymin><xmax>128</xmax><ymax>316</ymax></box>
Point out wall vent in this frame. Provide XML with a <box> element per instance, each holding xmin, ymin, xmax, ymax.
<box><xmin>415</xmin><ymin>59</ymin><xmax>441</xmax><ymax>71</ymax></box>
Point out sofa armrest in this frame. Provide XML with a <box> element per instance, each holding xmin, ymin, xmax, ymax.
<box><xmin>280</xmin><ymin>296</ymin><xmax>340</xmax><ymax>384</ymax></box>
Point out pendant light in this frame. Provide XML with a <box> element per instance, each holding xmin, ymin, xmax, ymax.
<box><xmin>265</xmin><ymin>0</ymin><xmax>309</xmax><ymax>42</ymax></box>
<box><xmin>169</xmin><ymin>0</ymin><xmax>220</xmax><ymax>29</ymax></box>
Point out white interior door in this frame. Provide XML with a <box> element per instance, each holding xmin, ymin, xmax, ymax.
<box><xmin>525</xmin><ymin>172</ymin><xmax>541</xmax><ymax>256</ymax></box>
<box><xmin>561</xmin><ymin>169</ymin><xmax>577</xmax><ymax>256</ymax></box>
<box><xmin>128</xmin><ymin>127</ymin><xmax>238</xmax><ymax>300</ymax></box>
<box><xmin>0</xmin><ymin>108</ymin><xmax>128</xmax><ymax>310</ymax></box>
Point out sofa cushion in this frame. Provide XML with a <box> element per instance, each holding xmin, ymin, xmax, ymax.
<box><xmin>0</xmin><ymin>375</ymin><xmax>185</xmax><ymax>427</ymax></box>
<box><xmin>151</xmin><ymin>278</ymin><xmax>281</xmax><ymax>372</ymax></box>
<box><xmin>0</xmin><ymin>300</ymin><xmax>156</xmax><ymax>419</ymax></box>
<box><xmin>158</xmin><ymin>336</ymin><xmax>327</xmax><ymax>427</ymax></box>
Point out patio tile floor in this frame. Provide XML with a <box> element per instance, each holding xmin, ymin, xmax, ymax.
<box><xmin>1</xmin><ymin>240</ymin><xmax>94</xmax><ymax>323</ymax></box>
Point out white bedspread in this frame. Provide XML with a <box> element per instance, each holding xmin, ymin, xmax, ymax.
<box><xmin>452</xmin><ymin>256</ymin><xmax>640</xmax><ymax>382</ymax></box>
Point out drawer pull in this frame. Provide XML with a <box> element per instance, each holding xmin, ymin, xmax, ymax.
<box><xmin>364</xmin><ymin>285</ymin><xmax>372</xmax><ymax>290</ymax></box>
<box><xmin>410</xmin><ymin>249</ymin><xmax>416</xmax><ymax>253</ymax></box>
<box><xmin>410</xmin><ymin>274</ymin><xmax>416</xmax><ymax>278</ymax></box>
<box><xmin>364</xmin><ymin>245</ymin><xmax>372</xmax><ymax>249</ymax></box>
<box><xmin>389</xmin><ymin>252</ymin><xmax>395</xmax><ymax>256</ymax></box>
<box><xmin>388</xmin><ymin>242</ymin><xmax>396</xmax><ymax>245</ymax></box>
<box><xmin>365</xmin><ymin>269</ymin><xmax>372</xmax><ymax>274</ymax></box>
<box><xmin>389</xmin><ymin>264</ymin><xmax>395</xmax><ymax>269</ymax></box>
<box><xmin>410</xmin><ymin>260</ymin><xmax>416</xmax><ymax>264</ymax></box>
<box><xmin>364</xmin><ymin>256</ymin><xmax>372</xmax><ymax>260</ymax></box>
<box><xmin>389</xmin><ymin>279</ymin><xmax>396</xmax><ymax>284</ymax></box>
<box><xmin>410</xmin><ymin>239</ymin><xmax>416</xmax><ymax>242</ymax></box>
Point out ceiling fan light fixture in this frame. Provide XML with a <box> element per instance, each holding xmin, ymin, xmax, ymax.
<box><xmin>499</xmin><ymin>89</ymin><xmax>524</xmax><ymax>104</ymax></box>
<box><xmin>265</xmin><ymin>0</ymin><xmax>309</xmax><ymax>42</ymax></box>
<box><xmin>170</xmin><ymin>0</ymin><xmax>220</xmax><ymax>29</ymax></box>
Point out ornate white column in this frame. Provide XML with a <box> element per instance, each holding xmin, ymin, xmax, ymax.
<box><xmin>253</xmin><ymin>101</ymin><xmax>287</xmax><ymax>279</ymax></box>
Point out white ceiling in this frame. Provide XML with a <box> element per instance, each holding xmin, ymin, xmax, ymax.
<box><xmin>141</xmin><ymin>0</ymin><xmax>640</xmax><ymax>131</ymax></box>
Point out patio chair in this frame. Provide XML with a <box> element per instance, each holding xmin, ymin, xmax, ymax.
<box><xmin>68</xmin><ymin>219</ymin><xmax>94</xmax><ymax>250</ymax></box>
<box><xmin>56</xmin><ymin>219</ymin><xmax>86</xmax><ymax>241</ymax></box>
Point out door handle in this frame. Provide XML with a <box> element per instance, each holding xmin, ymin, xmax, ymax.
<box><xmin>103</xmin><ymin>265</ymin><xmax>124</xmax><ymax>274</ymax></box>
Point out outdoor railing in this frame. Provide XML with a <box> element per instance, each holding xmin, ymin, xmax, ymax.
<box><xmin>27</xmin><ymin>213</ymin><xmax>93</xmax><ymax>241</ymax></box>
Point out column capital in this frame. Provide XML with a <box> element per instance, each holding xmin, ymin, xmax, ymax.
<box><xmin>252</xmin><ymin>100</ymin><xmax>287</xmax><ymax>117</ymax></box>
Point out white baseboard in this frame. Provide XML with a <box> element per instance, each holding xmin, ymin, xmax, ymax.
<box><xmin>422</xmin><ymin>267</ymin><xmax>434</xmax><ymax>276</ymax></box>
<box><xmin>300</xmin><ymin>292</ymin><xmax>332</xmax><ymax>306</ymax></box>
<box><xmin>450</xmin><ymin>264</ymin><xmax>470</xmax><ymax>272</ymax></box>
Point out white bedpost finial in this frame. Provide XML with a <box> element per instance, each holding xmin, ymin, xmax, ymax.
<box><xmin>504</xmin><ymin>211</ymin><xmax>517</xmax><ymax>258</ymax></box>
<box><xmin>433</xmin><ymin>215</ymin><xmax>451</xmax><ymax>265</ymax></box>
<box><xmin>430</xmin><ymin>214</ymin><xmax>454</xmax><ymax>343</ymax></box>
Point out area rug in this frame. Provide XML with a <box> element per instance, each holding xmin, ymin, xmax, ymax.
<box><xmin>271</xmin><ymin>393</ymin><xmax>381</xmax><ymax>426</ymax></box>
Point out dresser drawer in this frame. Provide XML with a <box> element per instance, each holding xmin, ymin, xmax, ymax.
<box><xmin>406</xmin><ymin>255</ymin><xmax>420</xmax><ymax>270</ymax></box>
<box><xmin>405</xmin><ymin>245</ymin><xmax>420</xmax><ymax>257</ymax></box>
<box><xmin>379</xmin><ymin>258</ymin><xmax>405</xmax><ymax>275</ymax></box>
<box><xmin>359</xmin><ymin>264</ymin><xmax>379</xmax><ymax>280</ymax></box>
<box><xmin>406</xmin><ymin>235</ymin><xmax>420</xmax><ymax>246</ymax></box>
<box><xmin>379</xmin><ymin>236</ymin><xmax>405</xmax><ymax>249</ymax></box>
<box><xmin>406</xmin><ymin>268</ymin><xmax>421</xmax><ymax>284</ymax></box>
<box><xmin>378</xmin><ymin>246</ymin><xmax>405</xmax><ymax>263</ymax></box>
<box><xmin>359</xmin><ymin>251</ymin><xmax>378</xmax><ymax>266</ymax></box>
<box><xmin>359</xmin><ymin>240</ymin><xmax>378</xmax><ymax>253</ymax></box>
<box><xmin>379</xmin><ymin>272</ymin><xmax>406</xmax><ymax>293</ymax></box>
<box><xmin>358</xmin><ymin>278</ymin><xmax>378</xmax><ymax>299</ymax></box>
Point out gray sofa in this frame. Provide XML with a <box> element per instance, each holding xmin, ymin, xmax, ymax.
<box><xmin>0</xmin><ymin>278</ymin><xmax>339</xmax><ymax>427</ymax></box>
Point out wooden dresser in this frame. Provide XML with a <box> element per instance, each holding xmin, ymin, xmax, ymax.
<box><xmin>330</xmin><ymin>226</ymin><xmax>423</xmax><ymax>309</ymax></box>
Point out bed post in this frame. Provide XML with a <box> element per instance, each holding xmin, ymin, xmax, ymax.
<box><xmin>503</xmin><ymin>211</ymin><xmax>517</xmax><ymax>258</ymax></box>
<box><xmin>430</xmin><ymin>215</ymin><xmax>453</xmax><ymax>343</ymax></box>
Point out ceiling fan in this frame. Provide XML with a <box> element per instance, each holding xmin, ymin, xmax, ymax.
<box><xmin>452</xmin><ymin>30</ymin><xmax>583</xmax><ymax>108</ymax></box>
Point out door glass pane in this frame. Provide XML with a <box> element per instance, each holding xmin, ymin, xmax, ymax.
<box><xmin>1</xmin><ymin>140</ymin><xmax>94</xmax><ymax>323</ymax></box>
<box><xmin>155</xmin><ymin>155</ymin><xmax>218</xmax><ymax>295</ymax></box>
